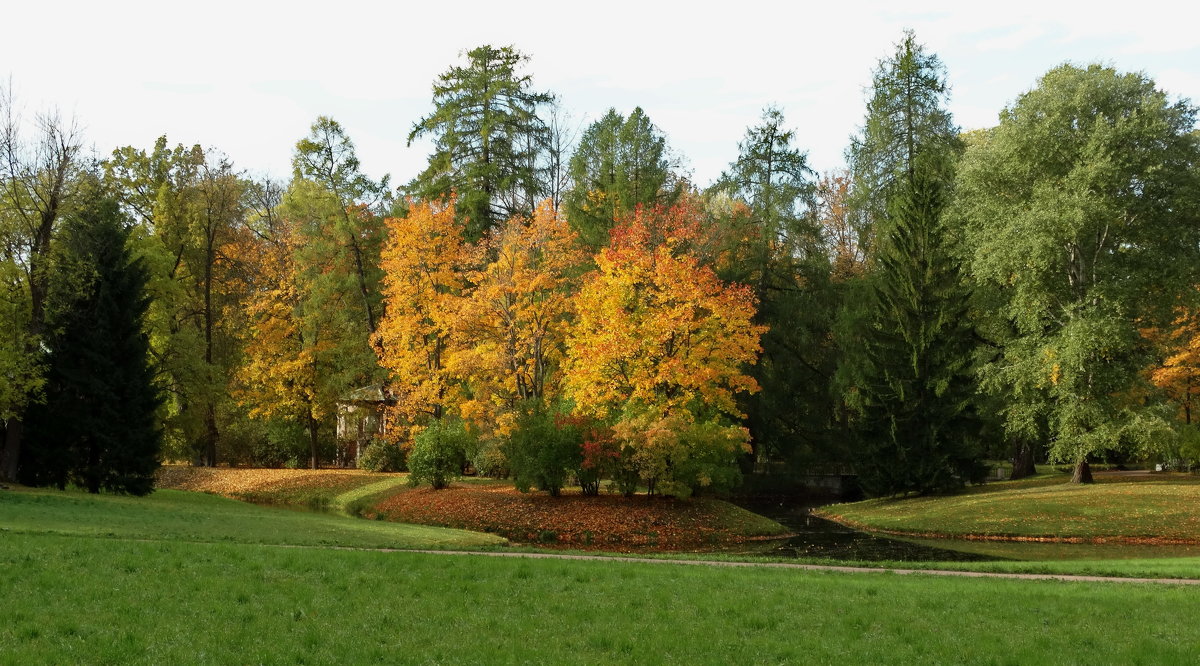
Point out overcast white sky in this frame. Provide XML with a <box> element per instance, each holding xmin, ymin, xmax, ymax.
<box><xmin>3</xmin><ymin>1</ymin><xmax>1198</xmax><ymax>187</ymax></box>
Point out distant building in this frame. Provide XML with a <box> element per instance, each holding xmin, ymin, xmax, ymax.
<box><xmin>335</xmin><ymin>385</ymin><xmax>394</xmax><ymax>467</ymax></box>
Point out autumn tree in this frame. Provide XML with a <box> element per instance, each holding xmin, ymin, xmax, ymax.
<box><xmin>564</xmin><ymin>107</ymin><xmax>674</xmax><ymax>249</ymax></box>
<box><xmin>816</xmin><ymin>169</ymin><xmax>867</xmax><ymax>281</ymax></box>
<box><xmin>0</xmin><ymin>86</ymin><xmax>86</xmax><ymax>482</ymax></box>
<box><xmin>1150</xmin><ymin>305</ymin><xmax>1200</xmax><ymax>427</ymax></box>
<box><xmin>565</xmin><ymin>208</ymin><xmax>765</xmax><ymax>496</ymax></box>
<box><xmin>956</xmin><ymin>64</ymin><xmax>1200</xmax><ymax>483</ymax></box>
<box><xmin>228</xmin><ymin>199</ymin><xmax>330</xmax><ymax>469</ymax></box>
<box><xmin>375</xmin><ymin>198</ymin><xmax>477</xmax><ymax>434</ymax></box>
<box><xmin>450</xmin><ymin>200</ymin><xmax>586</xmax><ymax>436</ymax></box>
<box><xmin>104</xmin><ymin>141</ymin><xmax>246</xmax><ymax>466</ymax></box>
<box><xmin>408</xmin><ymin>45</ymin><xmax>554</xmax><ymax>240</ymax></box>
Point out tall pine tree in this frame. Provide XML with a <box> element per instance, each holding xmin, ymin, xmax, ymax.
<box><xmin>21</xmin><ymin>195</ymin><xmax>162</xmax><ymax>494</ymax></box>
<box><xmin>850</xmin><ymin>154</ymin><xmax>985</xmax><ymax>495</ymax></box>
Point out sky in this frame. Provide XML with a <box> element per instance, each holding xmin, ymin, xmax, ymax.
<box><xmin>3</xmin><ymin>0</ymin><xmax>1199</xmax><ymax>188</ymax></box>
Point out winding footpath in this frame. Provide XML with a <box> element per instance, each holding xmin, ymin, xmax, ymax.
<box><xmin>372</xmin><ymin>548</ymin><xmax>1200</xmax><ymax>585</ymax></box>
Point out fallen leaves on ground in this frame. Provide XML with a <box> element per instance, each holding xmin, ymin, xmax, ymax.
<box><xmin>156</xmin><ymin>465</ymin><xmax>394</xmax><ymax>503</ymax></box>
<box><xmin>371</xmin><ymin>482</ymin><xmax>787</xmax><ymax>551</ymax></box>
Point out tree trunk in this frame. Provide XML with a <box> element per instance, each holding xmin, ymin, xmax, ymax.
<box><xmin>308</xmin><ymin>414</ymin><xmax>320</xmax><ymax>470</ymax></box>
<box><xmin>1070</xmin><ymin>459</ymin><xmax>1093</xmax><ymax>484</ymax></box>
<box><xmin>203</xmin><ymin>407</ymin><xmax>219</xmax><ymax>467</ymax></box>
<box><xmin>1010</xmin><ymin>442</ymin><xmax>1037</xmax><ymax>480</ymax></box>
<box><xmin>1</xmin><ymin>417</ymin><xmax>23</xmax><ymax>482</ymax></box>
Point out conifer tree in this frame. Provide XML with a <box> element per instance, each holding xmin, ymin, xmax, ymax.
<box><xmin>408</xmin><ymin>45</ymin><xmax>553</xmax><ymax>240</ymax></box>
<box><xmin>850</xmin><ymin>155</ymin><xmax>985</xmax><ymax>495</ymax></box>
<box><xmin>21</xmin><ymin>195</ymin><xmax>162</xmax><ymax>494</ymax></box>
<box><xmin>564</xmin><ymin>107</ymin><xmax>673</xmax><ymax>249</ymax></box>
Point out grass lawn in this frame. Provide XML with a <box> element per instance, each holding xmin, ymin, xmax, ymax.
<box><xmin>0</xmin><ymin>485</ymin><xmax>505</xmax><ymax>550</ymax></box>
<box><xmin>817</xmin><ymin>472</ymin><xmax>1200</xmax><ymax>542</ymax></box>
<box><xmin>6</xmin><ymin>485</ymin><xmax>1200</xmax><ymax>663</ymax></box>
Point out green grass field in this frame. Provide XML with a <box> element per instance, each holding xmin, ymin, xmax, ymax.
<box><xmin>0</xmin><ymin>486</ymin><xmax>505</xmax><ymax>549</ymax></box>
<box><xmin>818</xmin><ymin>473</ymin><xmax>1200</xmax><ymax>541</ymax></box>
<box><xmin>4</xmin><ymin>485</ymin><xmax>1200</xmax><ymax>663</ymax></box>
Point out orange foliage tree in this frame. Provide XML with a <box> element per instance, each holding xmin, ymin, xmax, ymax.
<box><xmin>564</xmin><ymin>204</ymin><xmax>766</xmax><ymax>495</ymax></box>
<box><xmin>1150</xmin><ymin>306</ymin><xmax>1200</xmax><ymax>426</ymax></box>
<box><xmin>374</xmin><ymin>198</ymin><xmax>476</xmax><ymax>436</ymax></box>
<box><xmin>450</xmin><ymin>201</ymin><xmax>588</xmax><ymax>436</ymax></box>
<box><xmin>228</xmin><ymin>217</ymin><xmax>329</xmax><ymax>468</ymax></box>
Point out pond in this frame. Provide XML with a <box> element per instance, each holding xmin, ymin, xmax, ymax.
<box><xmin>734</xmin><ymin>499</ymin><xmax>1002</xmax><ymax>562</ymax></box>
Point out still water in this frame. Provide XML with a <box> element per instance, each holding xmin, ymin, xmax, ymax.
<box><xmin>735</xmin><ymin>499</ymin><xmax>1002</xmax><ymax>562</ymax></box>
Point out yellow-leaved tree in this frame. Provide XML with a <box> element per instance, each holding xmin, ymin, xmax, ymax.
<box><xmin>564</xmin><ymin>204</ymin><xmax>766</xmax><ymax>496</ymax></box>
<box><xmin>450</xmin><ymin>200</ymin><xmax>588</xmax><ymax>436</ymax></box>
<box><xmin>374</xmin><ymin>198</ymin><xmax>476</xmax><ymax>437</ymax></box>
<box><xmin>229</xmin><ymin>216</ymin><xmax>330</xmax><ymax>469</ymax></box>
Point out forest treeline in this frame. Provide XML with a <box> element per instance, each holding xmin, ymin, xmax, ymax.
<box><xmin>3</xmin><ymin>32</ymin><xmax>1199</xmax><ymax>496</ymax></box>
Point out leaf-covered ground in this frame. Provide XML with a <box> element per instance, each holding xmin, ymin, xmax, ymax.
<box><xmin>370</xmin><ymin>481</ymin><xmax>790</xmax><ymax>551</ymax></box>
<box><xmin>156</xmin><ymin>465</ymin><xmax>398</xmax><ymax>507</ymax></box>
<box><xmin>818</xmin><ymin>472</ymin><xmax>1200</xmax><ymax>543</ymax></box>
<box><xmin>157</xmin><ymin>467</ymin><xmax>790</xmax><ymax>551</ymax></box>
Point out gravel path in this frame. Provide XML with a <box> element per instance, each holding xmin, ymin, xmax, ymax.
<box><xmin>396</xmin><ymin>548</ymin><xmax>1200</xmax><ymax>585</ymax></box>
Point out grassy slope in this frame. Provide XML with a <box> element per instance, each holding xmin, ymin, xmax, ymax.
<box><xmin>5</xmin><ymin>532</ymin><xmax>1200</xmax><ymax>664</ymax></box>
<box><xmin>0</xmin><ymin>486</ymin><xmax>505</xmax><ymax>549</ymax></box>
<box><xmin>817</xmin><ymin>473</ymin><xmax>1200</xmax><ymax>541</ymax></box>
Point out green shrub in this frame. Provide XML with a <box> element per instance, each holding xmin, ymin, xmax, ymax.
<box><xmin>358</xmin><ymin>438</ymin><xmax>407</xmax><ymax>472</ymax></box>
<box><xmin>471</xmin><ymin>439</ymin><xmax>510</xmax><ymax>478</ymax></box>
<box><xmin>614</xmin><ymin>413</ymin><xmax>749</xmax><ymax>498</ymax></box>
<box><xmin>408</xmin><ymin>419</ymin><xmax>472</xmax><ymax>489</ymax></box>
<box><xmin>504</xmin><ymin>409</ymin><xmax>582</xmax><ymax>497</ymax></box>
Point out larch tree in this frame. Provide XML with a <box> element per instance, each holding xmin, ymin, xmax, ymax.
<box><xmin>711</xmin><ymin>107</ymin><xmax>836</xmax><ymax>467</ymax></box>
<box><xmin>564</xmin><ymin>107</ymin><xmax>674</xmax><ymax>249</ymax></box>
<box><xmin>956</xmin><ymin>63</ymin><xmax>1200</xmax><ymax>483</ymax></box>
<box><xmin>846</xmin><ymin>29</ymin><xmax>960</xmax><ymax>238</ymax></box>
<box><xmin>407</xmin><ymin>45</ymin><xmax>554</xmax><ymax>241</ymax></box>
<box><xmin>291</xmin><ymin>116</ymin><xmax>390</xmax><ymax>336</ymax></box>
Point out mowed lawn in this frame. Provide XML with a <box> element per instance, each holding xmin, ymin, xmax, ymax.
<box><xmin>818</xmin><ymin>474</ymin><xmax>1200</xmax><ymax>541</ymax></box>
<box><xmin>4</xmin><ymin>487</ymin><xmax>1200</xmax><ymax>663</ymax></box>
<box><xmin>0</xmin><ymin>486</ymin><xmax>504</xmax><ymax>550</ymax></box>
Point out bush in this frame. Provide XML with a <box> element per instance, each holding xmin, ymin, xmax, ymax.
<box><xmin>504</xmin><ymin>409</ymin><xmax>583</xmax><ymax>497</ymax></box>
<box><xmin>358</xmin><ymin>438</ymin><xmax>407</xmax><ymax>473</ymax></box>
<box><xmin>408</xmin><ymin>419</ymin><xmax>473</xmax><ymax>489</ymax></box>
<box><xmin>614</xmin><ymin>413</ymin><xmax>750</xmax><ymax>498</ymax></box>
<box><xmin>471</xmin><ymin>439</ymin><xmax>510</xmax><ymax>478</ymax></box>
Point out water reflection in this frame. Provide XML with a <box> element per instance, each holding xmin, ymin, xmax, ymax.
<box><xmin>736</xmin><ymin>499</ymin><xmax>1002</xmax><ymax>562</ymax></box>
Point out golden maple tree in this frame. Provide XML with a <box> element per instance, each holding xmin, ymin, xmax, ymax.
<box><xmin>450</xmin><ymin>200</ymin><xmax>588</xmax><ymax>436</ymax></box>
<box><xmin>374</xmin><ymin>198</ymin><xmax>477</xmax><ymax>435</ymax></box>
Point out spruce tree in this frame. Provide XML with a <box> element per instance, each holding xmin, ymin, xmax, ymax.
<box><xmin>21</xmin><ymin>196</ymin><xmax>162</xmax><ymax>494</ymax></box>
<box><xmin>850</xmin><ymin>155</ymin><xmax>985</xmax><ymax>495</ymax></box>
